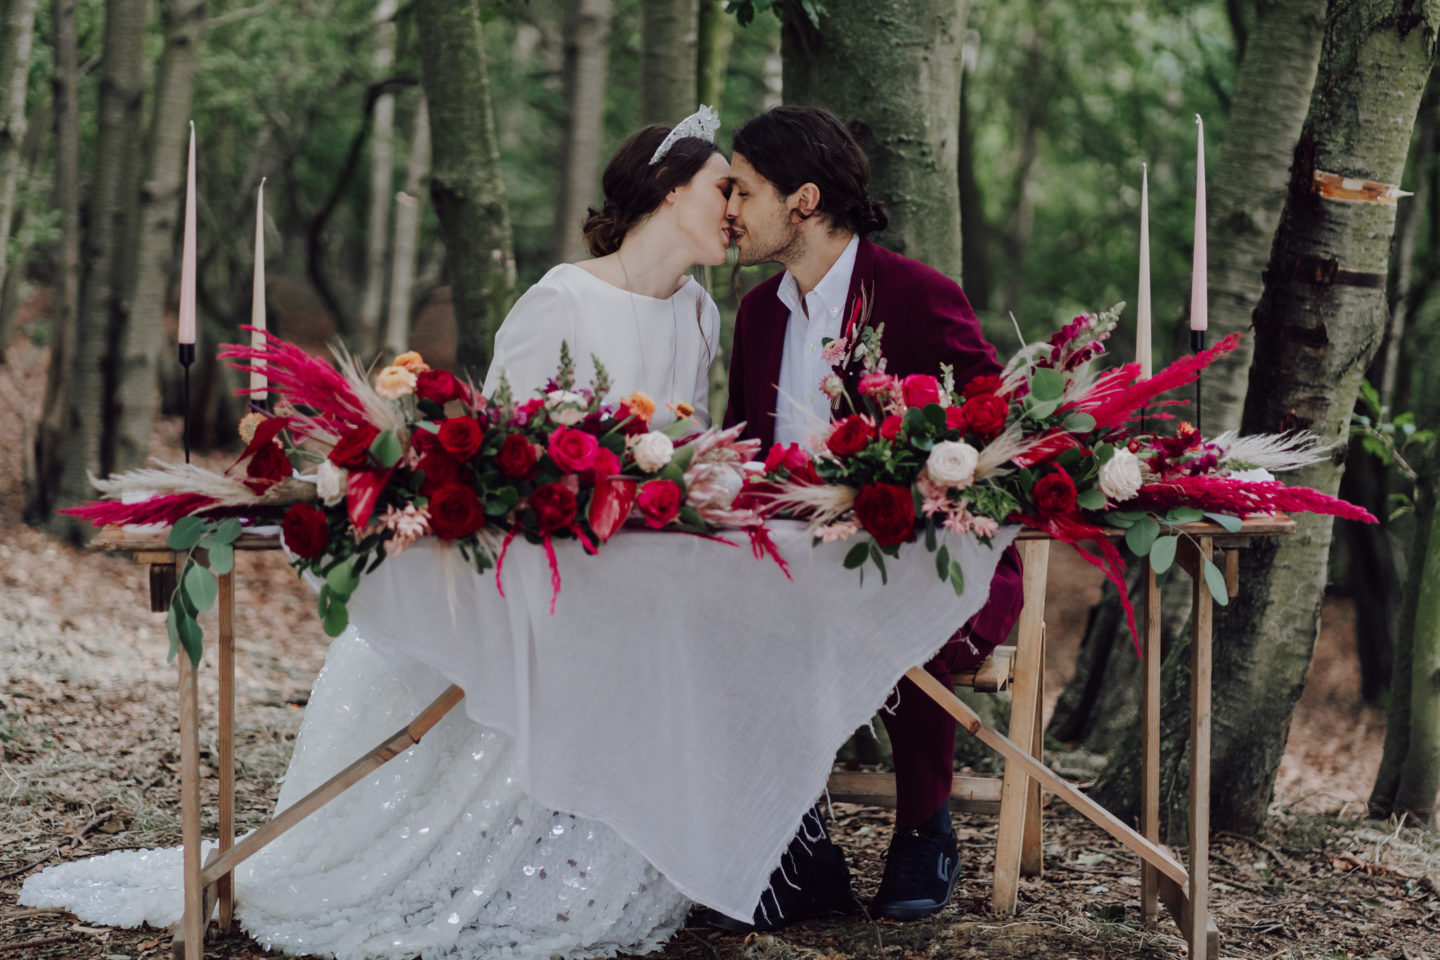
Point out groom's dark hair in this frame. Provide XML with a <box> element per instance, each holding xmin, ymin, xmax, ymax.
<box><xmin>731</xmin><ymin>106</ymin><xmax>888</xmax><ymax>236</ymax></box>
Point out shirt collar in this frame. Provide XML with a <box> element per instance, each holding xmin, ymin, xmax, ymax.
<box><xmin>775</xmin><ymin>234</ymin><xmax>860</xmax><ymax>321</ymax></box>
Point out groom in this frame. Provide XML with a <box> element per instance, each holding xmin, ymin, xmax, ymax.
<box><xmin>720</xmin><ymin>106</ymin><xmax>1025</xmax><ymax>927</ymax></box>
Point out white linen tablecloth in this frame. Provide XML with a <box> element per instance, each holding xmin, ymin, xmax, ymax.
<box><xmin>344</xmin><ymin>520</ymin><xmax>1018</xmax><ymax>921</ymax></box>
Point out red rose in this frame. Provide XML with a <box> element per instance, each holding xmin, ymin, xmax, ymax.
<box><xmin>764</xmin><ymin>442</ymin><xmax>809</xmax><ymax>474</ymax></box>
<box><xmin>530</xmin><ymin>482</ymin><xmax>578</xmax><ymax>532</ymax></box>
<box><xmin>636</xmin><ymin>479</ymin><xmax>683</xmax><ymax>529</ymax></box>
<box><xmin>437</xmin><ymin>416</ymin><xmax>484</xmax><ymax>459</ymax></box>
<box><xmin>411</xmin><ymin>427</ymin><xmax>441</xmax><ymax>455</ymax></box>
<box><xmin>1033</xmin><ymin>469</ymin><xmax>1079</xmax><ymax>517</ymax></box>
<box><xmin>281</xmin><ymin>503</ymin><xmax>330</xmax><ymax>560</ymax></box>
<box><xmin>826</xmin><ymin>415</ymin><xmax>875</xmax><ymax>458</ymax></box>
<box><xmin>583</xmin><ymin>447</ymin><xmax>621</xmax><ymax>487</ymax></box>
<box><xmin>416</xmin><ymin>369</ymin><xmax>465</xmax><ymax>405</ymax></box>
<box><xmin>853</xmin><ymin>483</ymin><xmax>916</xmax><ymax>547</ymax></box>
<box><xmin>963</xmin><ymin>375</ymin><xmax>1004</xmax><ymax>400</ymax></box>
<box><xmin>945</xmin><ymin>405</ymin><xmax>968</xmax><ymax>432</ymax></box>
<box><xmin>416</xmin><ymin>451</ymin><xmax>463</xmax><ymax>497</ymax></box>
<box><xmin>514</xmin><ymin>398</ymin><xmax>544</xmax><ymax>424</ymax></box>
<box><xmin>245</xmin><ymin>440</ymin><xmax>291</xmax><ymax>493</ymax></box>
<box><xmin>964</xmin><ymin>393</ymin><xmax>1009</xmax><ymax>440</ymax></box>
<box><xmin>879</xmin><ymin>415</ymin><xmax>903</xmax><ymax>442</ymax></box>
<box><xmin>901</xmin><ymin>374</ymin><xmax>942</xmax><ymax>409</ymax></box>
<box><xmin>329</xmin><ymin>423</ymin><xmax>379</xmax><ymax>469</ymax></box>
<box><xmin>428</xmin><ymin>483</ymin><xmax>486</xmax><ymax>539</ymax></box>
<box><xmin>548</xmin><ymin>427</ymin><xmax>599</xmax><ymax>473</ymax></box>
<box><xmin>496</xmin><ymin>432</ymin><xmax>538</xmax><ymax>478</ymax></box>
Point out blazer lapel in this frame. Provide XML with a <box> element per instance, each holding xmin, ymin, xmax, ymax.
<box><xmin>751</xmin><ymin>291</ymin><xmax>788</xmax><ymax>450</ymax></box>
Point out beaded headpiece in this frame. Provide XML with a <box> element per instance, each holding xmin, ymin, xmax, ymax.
<box><xmin>649</xmin><ymin>105</ymin><xmax>721</xmax><ymax>165</ymax></box>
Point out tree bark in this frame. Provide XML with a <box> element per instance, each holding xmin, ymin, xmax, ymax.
<box><xmin>1103</xmin><ymin>0</ymin><xmax>1440</xmax><ymax>838</ymax></box>
<box><xmin>42</xmin><ymin>0</ymin><xmax>151</xmax><ymax>540</ymax></box>
<box><xmin>781</xmin><ymin>0</ymin><xmax>967</xmax><ymax>283</ymax></box>
<box><xmin>385</xmin><ymin>96</ymin><xmax>430</xmax><ymax>355</ymax></box>
<box><xmin>358</xmin><ymin>0</ymin><xmax>398</xmax><ymax>356</ymax></box>
<box><xmin>639</xmin><ymin>0</ymin><xmax>698</xmax><ymax>126</ymax></box>
<box><xmin>0</xmin><ymin>0</ymin><xmax>40</xmax><ymax>309</ymax></box>
<box><xmin>110</xmin><ymin>0</ymin><xmax>206</xmax><ymax>476</ymax></box>
<box><xmin>551</xmin><ymin>0</ymin><xmax>611</xmax><ymax>266</ymax></box>
<box><xmin>413</xmin><ymin>0</ymin><xmax>515</xmax><ymax>376</ymax></box>
<box><xmin>696</xmin><ymin>0</ymin><xmax>734</xmax><ymax>109</ymax></box>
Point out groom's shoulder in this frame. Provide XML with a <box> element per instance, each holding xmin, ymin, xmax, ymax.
<box><xmin>736</xmin><ymin>271</ymin><xmax>786</xmax><ymax>317</ymax></box>
<box><xmin>868</xmin><ymin>242</ymin><xmax>961</xmax><ymax>296</ymax></box>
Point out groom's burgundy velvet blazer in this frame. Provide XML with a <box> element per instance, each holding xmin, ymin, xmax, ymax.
<box><xmin>723</xmin><ymin>237</ymin><xmax>1023</xmax><ymax>652</ymax></box>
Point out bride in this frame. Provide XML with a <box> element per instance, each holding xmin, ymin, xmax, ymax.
<box><xmin>21</xmin><ymin>109</ymin><xmax>733</xmax><ymax>960</ymax></box>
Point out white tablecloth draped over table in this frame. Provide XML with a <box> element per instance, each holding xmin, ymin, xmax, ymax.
<box><xmin>344</xmin><ymin>520</ymin><xmax>1018</xmax><ymax>922</ymax></box>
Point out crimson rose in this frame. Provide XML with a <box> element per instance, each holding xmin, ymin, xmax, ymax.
<box><xmin>416</xmin><ymin>451</ymin><xmax>463</xmax><ymax>497</ymax></box>
<box><xmin>879</xmin><ymin>415</ymin><xmax>903</xmax><ymax>442</ymax></box>
<box><xmin>901</xmin><ymin>374</ymin><xmax>941</xmax><ymax>409</ymax></box>
<box><xmin>964</xmin><ymin>393</ymin><xmax>1008</xmax><ymax>440</ymax></box>
<box><xmin>281</xmin><ymin>503</ymin><xmax>329</xmax><ymax>559</ymax></box>
<box><xmin>826</xmin><ymin>415</ymin><xmax>875</xmax><ymax>458</ymax></box>
<box><xmin>1033</xmin><ymin>469</ymin><xmax>1079</xmax><ymax>517</ymax></box>
<box><xmin>530</xmin><ymin>483</ymin><xmax>578</xmax><ymax>532</ymax></box>
<box><xmin>437</xmin><ymin>417</ymin><xmax>484</xmax><ymax>459</ymax></box>
<box><xmin>963</xmin><ymin>374</ymin><xmax>1004</xmax><ymax>399</ymax></box>
<box><xmin>854</xmin><ymin>483</ymin><xmax>916</xmax><ymax>547</ymax></box>
<box><xmin>763</xmin><ymin>443</ymin><xmax>819</xmax><ymax>484</ymax></box>
<box><xmin>636</xmin><ymin>480</ymin><xmax>683</xmax><ymax>529</ymax></box>
<box><xmin>945</xmin><ymin>405</ymin><xmax>968</xmax><ymax>432</ymax></box>
<box><xmin>547</xmin><ymin>427</ymin><xmax>599</xmax><ymax>473</ymax></box>
<box><xmin>416</xmin><ymin>369</ymin><xmax>465</xmax><ymax>405</ymax></box>
<box><xmin>245</xmin><ymin>441</ymin><xmax>291</xmax><ymax>493</ymax></box>
<box><xmin>329</xmin><ymin>423</ymin><xmax>379</xmax><ymax>469</ymax></box>
<box><xmin>583</xmin><ymin>447</ymin><xmax>621</xmax><ymax>487</ymax></box>
<box><xmin>428</xmin><ymin>483</ymin><xmax>486</xmax><ymax>539</ymax></box>
<box><xmin>496</xmin><ymin>432</ymin><xmax>538</xmax><ymax>478</ymax></box>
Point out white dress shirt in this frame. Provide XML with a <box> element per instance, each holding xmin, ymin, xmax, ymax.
<box><xmin>773</xmin><ymin>234</ymin><xmax>860</xmax><ymax>448</ymax></box>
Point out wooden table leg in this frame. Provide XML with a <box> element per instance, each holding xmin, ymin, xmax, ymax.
<box><xmin>175</xmin><ymin>643</ymin><xmax>205</xmax><ymax>959</ymax></box>
<box><xmin>992</xmin><ymin>539</ymin><xmax>1049</xmax><ymax>913</ymax></box>
<box><xmin>1141</xmin><ymin>561</ymin><xmax>1161</xmax><ymax>927</ymax></box>
<box><xmin>1187</xmin><ymin>536</ymin><xmax>1216</xmax><ymax>960</ymax></box>
<box><xmin>1020</xmin><ymin>622</ymin><xmax>1045</xmax><ymax>877</ymax></box>
<box><xmin>218</xmin><ymin>569</ymin><xmax>236</xmax><ymax>933</ymax></box>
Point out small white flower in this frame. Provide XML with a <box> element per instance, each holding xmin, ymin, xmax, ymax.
<box><xmin>820</xmin><ymin>374</ymin><xmax>845</xmax><ymax>400</ymax></box>
<box><xmin>316</xmin><ymin>460</ymin><xmax>348</xmax><ymax>506</ymax></box>
<box><xmin>546</xmin><ymin>389</ymin><xmax>586</xmax><ymax>425</ymax></box>
<box><xmin>1228</xmin><ymin>467</ymin><xmax>1275</xmax><ymax>484</ymax></box>
<box><xmin>815</xmin><ymin>519</ymin><xmax>861</xmax><ymax>543</ymax></box>
<box><xmin>926</xmin><ymin>440</ymin><xmax>979</xmax><ymax>489</ymax></box>
<box><xmin>1099</xmin><ymin>448</ymin><xmax>1143</xmax><ymax>502</ymax></box>
<box><xmin>630</xmin><ymin>431</ymin><xmax>675</xmax><ymax>472</ymax></box>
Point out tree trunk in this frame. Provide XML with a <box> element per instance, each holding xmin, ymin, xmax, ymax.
<box><xmin>0</xmin><ymin>0</ymin><xmax>40</xmax><ymax>308</ymax></box>
<box><xmin>957</xmin><ymin>30</ymin><xmax>989</xmax><ymax>314</ymax></box>
<box><xmin>696</xmin><ymin>0</ymin><xmax>734</xmax><ymax>109</ymax></box>
<box><xmin>357</xmin><ymin>0</ymin><xmax>398</xmax><ymax>356</ymax></box>
<box><xmin>781</xmin><ymin>0</ymin><xmax>967</xmax><ymax>282</ymax></box>
<box><xmin>0</xmin><ymin>70</ymin><xmax>48</xmax><ymax>364</ymax></box>
<box><xmin>551</xmin><ymin>0</ymin><xmax>611</xmax><ymax>266</ymax></box>
<box><xmin>42</xmin><ymin>0</ymin><xmax>151</xmax><ymax>540</ymax></box>
<box><xmin>110</xmin><ymin>0</ymin><xmax>206</xmax><ymax>476</ymax></box>
<box><xmin>413</xmin><ymin>0</ymin><xmax>515</xmax><ymax>376</ymax></box>
<box><xmin>385</xmin><ymin>96</ymin><xmax>430</xmax><ymax>355</ymax></box>
<box><xmin>639</xmin><ymin>0</ymin><xmax>698</xmax><ymax>125</ymax></box>
<box><xmin>1104</xmin><ymin>0</ymin><xmax>1440</xmax><ymax>838</ymax></box>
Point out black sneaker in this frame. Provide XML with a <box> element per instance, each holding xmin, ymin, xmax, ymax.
<box><xmin>704</xmin><ymin>808</ymin><xmax>855</xmax><ymax>932</ymax></box>
<box><xmin>872</xmin><ymin>807</ymin><xmax>960</xmax><ymax>920</ymax></box>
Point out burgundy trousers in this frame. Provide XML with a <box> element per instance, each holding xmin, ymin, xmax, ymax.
<box><xmin>878</xmin><ymin>543</ymin><xmax>1026</xmax><ymax>828</ymax></box>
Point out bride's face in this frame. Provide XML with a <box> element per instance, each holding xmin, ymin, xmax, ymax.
<box><xmin>665</xmin><ymin>153</ymin><xmax>734</xmax><ymax>266</ymax></box>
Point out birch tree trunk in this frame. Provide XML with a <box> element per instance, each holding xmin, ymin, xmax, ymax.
<box><xmin>0</xmin><ymin>0</ymin><xmax>39</xmax><ymax>306</ymax></box>
<box><xmin>110</xmin><ymin>0</ymin><xmax>206</xmax><ymax>476</ymax></box>
<box><xmin>386</xmin><ymin>97</ymin><xmax>430</xmax><ymax>355</ymax></box>
<box><xmin>781</xmin><ymin>0</ymin><xmax>966</xmax><ymax>282</ymax></box>
<box><xmin>696</xmin><ymin>0</ymin><xmax>734</xmax><ymax>109</ymax></box>
<box><xmin>1102</xmin><ymin>0</ymin><xmax>1440</xmax><ymax>837</ymax></box>
<box><xmin>44</xmin><ymin>0</ymin><xmax>151</xmax><ymax>541</ymax></box>
<box><xmin>414</xmin><ymin>0</ymin><xmax>515</xmax><ymax>375</ymax></box>
<box><xmin>640</xmin><ymin>0</ymin><xmax>698</xmax><ymax>125</ymax></box>
<box><xmin>358</xmin><ymin>0</ymin><xmax>398</xmax><ymax>356</ymax></box>
<box><xmin>551</xmin><ymin>0</ymin><xmax>611</xmax><ymax>265</ymax></box>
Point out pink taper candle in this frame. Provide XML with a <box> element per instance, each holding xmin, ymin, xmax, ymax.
<box><xmin>1190</xmin><ymin>115</ymin><xmax>1207</xmax><ymax>332</ymax></box>
<box><xmin>250</xmin><ymin>178</ymin><xmax>267</xmax><ymax>399</ymax></box>
<box><xmin>178</xmin><ymin>122</ymin><xmax>197</xmax><ymax>346</ymax></box>
<box><xmin>1138</xmin><ymin>162</ymin><xmax>1152</xmax><ymax>378</ymax></box>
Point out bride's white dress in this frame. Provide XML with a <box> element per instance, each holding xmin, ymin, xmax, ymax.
<box><xmin>21</xmin><ymin>265</ymin><xmax>721</xmax><ymax>960</ymax></box>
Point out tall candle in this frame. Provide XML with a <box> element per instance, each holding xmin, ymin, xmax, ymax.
<box><xmin>250</xmin><ymin>178</ymin><xmax>267</xmax><ymax>399</ymax></box>
<box><xmin>1190</xmin><ymin>115</ymin><xmax>1207</xmax><ymax>333</ymax></box>
<box><xmin>1138</xmin><ymin>162</ymin><xmax>1152</xmax><ymax>378</ymax></box>
<box><xmin>178</xmin><ymin>122</ymin><xmax>197</xmax><ymax>346</ymax></box>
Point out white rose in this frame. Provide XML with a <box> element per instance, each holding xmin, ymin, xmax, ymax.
<box><xmin>316</xmin><ymin>459</ymin><xmax>348</xmax><ymax>506</ymax></box>
<box><xmin>630</xmin><ymin>431</ymin><xmax>675</xmax><ymax>473</ymax></box>
<box><xmin>1099</xmin><ymin>448</ymin><xmax>1143</xmax><ymax>502</ymax></box>
<box><xmin>546</xmin><ymin>390</ymin><xmax>586</xmax><ymax>425</ymax></box>
<box><xmin>926</xmin><ymin>440</ymin><xmax>979</xmax><ymax>489</ymax></box>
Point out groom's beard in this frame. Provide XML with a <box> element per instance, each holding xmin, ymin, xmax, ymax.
<box><xmin>735</xmin><ymin>220</ymin><xmax>805</xmax><ymax>268</ymax></box>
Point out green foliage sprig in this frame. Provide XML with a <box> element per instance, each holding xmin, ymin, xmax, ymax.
<box><xmin>164</xmin><ymin>516</ymin><xmax>244</xmax><ymax>667</ymax></box>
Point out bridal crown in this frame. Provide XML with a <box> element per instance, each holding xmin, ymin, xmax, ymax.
<box><xmin>649</xmin><ymin>105</ymin><xmax>721</xmax><ymax>165</ymax></box>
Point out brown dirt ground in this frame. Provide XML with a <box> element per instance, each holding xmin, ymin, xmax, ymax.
<box><xmin>2</xmin><ymin>323</ymin><xmax>1437</xmax><ymax>960</ymax></box>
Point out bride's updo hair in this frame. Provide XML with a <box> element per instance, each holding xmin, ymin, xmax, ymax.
<box><xmin>581</xmin><ymin>125</ymin><xmax>723</xmax><ymax>257</ymax></box>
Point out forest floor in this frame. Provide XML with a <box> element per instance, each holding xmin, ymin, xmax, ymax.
<box><xmin>2</xmin><ymin>326</ymin><xmax>1439</xmax><ymax>960</ymax></box>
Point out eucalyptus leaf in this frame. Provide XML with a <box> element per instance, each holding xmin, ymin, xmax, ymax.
<box><xmin>325</xmin><ymin>559</ymin><xmax>362</xmax><ymax>599</ymax></box>
<box><xmin>166</xmin><ymin>605</ymin><xmax>182</xmax><ymax>663</ymax></box>
<box><xmin>1126</xmin><ymin>516</ymin><xmax>1160</xmax><ymax>556</ymax></box>
<box><xmin>178</xmin><ymin>611</ymin><xmax>203</xmax><ymax>667</ymax></box>
<box><xmin>669</xmin><ymin>442</ymin><xmax>696</xmax><ymax>474</ymax></box>
<box><xmin>1094</xmin><ymin>443</ymin><xmax>1115</xmax><ymax>465</ymax></box>
<box><xmin>168</xmin><ymin>516</ymin><xmax>206</xmax><ymax>551</ymax></box>
<box><xmin>370</xmin><ymin>430</ymin><xmax>403</xmax><ymax>469</ymax></box>
<box><xmin>1030</xmin><ymin>366</ymin><xmax>1066</xmax><ymax>402</ymax></box>
<box><xmin>1027</xmin><ymin>398</ymin><xmax>1060</xmax><ymax>420</ymax></box>
<box><xmin>208</xmin><ymin>541</ymin><xmax>234</xmax><ymax>576</ymax></box>
<box><xmin>322</xmin><ymin>596</ymin><xmax>351</xmax><ymax>636</ymax></box>
<box><xmin>924</xmin><ymin>517</ymin><xmax>937</xmax><ymax>552</ymax></box>
<box><xmin>184</xmin><ymin>563</ymin><xmax>217</xmax><ymax>613</ymax></box>
<box><xmin>1165</xmin><ymin>507</ymin><xmax>1206</xmax><ymax>525</ymax></box>
<box><xmin>843</xmin><ymin>542</ymin><xmax>868</xmax><ymax>570</ymax></box>
<box><xmin>949</xmin><ymin>560</ymin><xmax>965</xmax><ymax>596</ymax></box>
<box><xmin>1063</xmin><ymin>411</ymin><xmax>1096</xmax><ymax>434</ymax></box>
<box><xmin>1204</xmin><ymin>512</ymin><xmax>1244</xmax><ymax>533</ymax></box>
<box><xmin>1150</xmin><ymin>535</ymin><xmax>1178</xmax><ymax>575</ymax></box>
<box><xmin>1203</xmin><ymin>558</ymin><xmax>1231</xmax><ymax>606</ymax></box>
<box><xmin>1077</xmin><ymin>488</ymin><xmax>1107</xmax><ymax>511</ymax></box>
<box><xmin>935</xmin><ymin>544</ymin><xmax>950</xmax><ymax>582</ymax></box>
<box><xmin>213</xmin><ymin>518</ymin><xmax>243</xmax><ymax>545</ymax></box>
<box><xmin>869</xmin><ymin>542</ymin><xmax>888</xmax><ymax>586</ymax></box>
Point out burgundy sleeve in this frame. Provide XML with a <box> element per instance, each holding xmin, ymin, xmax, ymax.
<box><xmin>722</xmin><ymin>301</ymin><xmax>747</xmax><ymax>432</ymax></box>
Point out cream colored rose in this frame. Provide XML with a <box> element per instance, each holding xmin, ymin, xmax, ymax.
<box><xmin>630</xmin><ymin>431</ymin><xmax>675</xmax><ymax>472</ymax></box>
<box><xmin>316</xmin><ymin>459</ymin><xmax>348</xmax><ymax>506</ymax></box>
<box><xmin>1099</xmin><ymin>448</ymin><xmax>1143</xmax><ymax>502</ymax></box>
<box><xmin>375</xmin><ymin>364</ymin><xmax>417</xmax><ymax>398</ymax></box>
<box><xmin>926</xmin><ymin>440</ymin><xmax>979</xmax><ymax>489</ymax></box>
<box><xmin>546</xmin><ymin>389</ymin><xmax>586</xmax><ymax>425</ymax></box>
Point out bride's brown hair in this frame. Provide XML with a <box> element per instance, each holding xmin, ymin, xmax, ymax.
<box><xmin>581</xmin><ymin>126</ymin><xmax>723</xmax><ymax>257</ymax></box>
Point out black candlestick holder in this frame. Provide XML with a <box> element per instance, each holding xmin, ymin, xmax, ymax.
<box><xmin>1191</xmin><ymin>329</ymin><xmax>1206</xmax><ymax>434</ymax></box>
<box><xmin>179</xmin><ymin>343</ymin><xmax>195</xmax><ymax>463</ymax></box>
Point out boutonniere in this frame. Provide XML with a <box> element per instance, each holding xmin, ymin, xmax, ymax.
<box><xmin>819</xmin><ymin>282</ymin><xmax>875</xmax><ymax>376</ymax></box>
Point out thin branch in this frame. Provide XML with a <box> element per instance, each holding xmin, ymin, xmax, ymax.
<box><xmin>206</xmin><ymin>0</ymin><xmax>280</xmax><ymax>29</ymax></box>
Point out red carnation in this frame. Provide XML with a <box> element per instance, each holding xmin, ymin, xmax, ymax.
<box><xmin>437</xmin><ymin>416</ymin><xmax>484</xmax><ymax>459</ymax></box>
<box><xmin>826</xmin><ymin>415</ymin><xmax>875</xmax><ymax>458</ymax></box>
<box><xmin>416</xmin><ymin>369</ymin><xmax>466</xmax><ymax>405</ymax></box>
<box><xmin>879</xmin><ymin>415</ymin><xmax>903</xmax><ymax>442</ymax></box>
<box><xmin>245</xmin><ymin>441</ymin><xmax>291</xmax><ymax>493</ymax></box>
<box><xmin>281</xmin><ymin>503</ymin><xmax>330</xmax><ymax>560</ymax></box>
<box><xmin>329</xmin><ymin>423</ymin><xmax>380</xmax><ymax>469</ymax></box>
<box><xmin>496</xmin><ymin>432</ymin><xmax>538</xmax><ymax>478</ymax></box>
<box><xmin>636</xmin><ymin>479</ymin><xmax>683</xmax><ymax>529</ymax></box>
<box><xmin>945</xmin><ymin>405</ymin><xmax>968</xmax><ymax>432</ymax></box>
<box><xmin>964</xmin><ymin>393</ymin><xmax>1009</xmax><ymax>440</ymax></box>
<box><xmin>531</xmin><ymin>482</ymin><xmax>579</xmax><ymax>532</ymax></box>
<box><xmin>1033</xmin><ymin>469</ymin><xmax>1079</xmax><ymax>517</ymax></box>
<box><xmin>416</xmin><ymin>451</ymin><xmax>463</xmax><ymax>497</ymax></box>
<box><xmin>428</xmin><ymin>483</ymin><xmax>486</xmax><ymax>539</ymax></box>
<box><xmin>853</xmin><ymin>483</ymin><xmax>916</xmax><ymax>547</ymax></box>
<box><xmin>963</xmin><ymin>375</ymin><xmax>1004</xmax><ymax>399</ymax></box>
<box><xmin>548</xmin><ymin>427</ymin><xmax>599</xmax><ymax>473</ymax></box>
<box><xmin>901</xmin><ymin>374</ymin><xmax>942</xmax><ymax>409</ymax></box>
